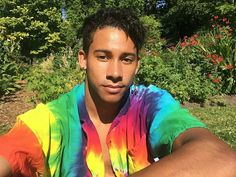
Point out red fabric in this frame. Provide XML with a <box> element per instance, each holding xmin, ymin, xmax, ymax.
<box><xmin>0</xmin><ymin>120</ymin><xmax>44</xmax><ymax>177</ymax></box>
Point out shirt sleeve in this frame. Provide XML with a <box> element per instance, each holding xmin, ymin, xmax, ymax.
<box><xmin>0</xmin><ymin>119</ymin><xmax>44</xmax><ymax>176</ymax></box>
<box><xmin>147</xmin><ymin>85</ymin><xmax>206</xmax><ymax>159</ymax></box>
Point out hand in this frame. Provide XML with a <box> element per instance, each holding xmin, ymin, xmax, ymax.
<box><xmin>0</xmin><ymin>157</ymin><xmax>12</xmax><ymax>177</ymax></box>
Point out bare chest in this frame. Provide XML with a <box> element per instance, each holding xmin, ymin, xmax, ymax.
<box><xmin>95</xmin><ymin>123</ymin><xmax>115</xmax><ymax>177</ymax></box>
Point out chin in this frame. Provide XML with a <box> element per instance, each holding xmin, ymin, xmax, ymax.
<box><xmin>102</xmin><ymin>96</ymin><xmax>123</xmax><ymax>104</ymax></box>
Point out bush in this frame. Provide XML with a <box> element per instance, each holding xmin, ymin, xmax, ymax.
<box><xmin>27</xmin><ymin>48</ymin><xmax>85</xmax><ymax>103</ymax></box>
<box><xmin>136</xmin><ymin>55</ymin><xmax>216</xmax><ymax>103</ymax></box>
<box><xmin>0</xmin><ymin>52</ymin><xmax>19</xmax><ymax>96</ymax></box>
<box><xmin>140</xmin><ymin>15</ymin><xmax>165</xmax><ymax>56</ymax></box>
<box><xmin>0</xmin><ymin>37</ymin><xmax>21</xmax><ymax>96</ymax></box>
<box><xmin>178</xmin><ymin>15</ymin><xmax>236</xmax><ymax>94</ymax></box>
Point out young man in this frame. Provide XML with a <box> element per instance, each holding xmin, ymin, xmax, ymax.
<box><xmin>0</xmin><ymin>8</ymin><xmax>236</xmax><ymax>177</ymax></box>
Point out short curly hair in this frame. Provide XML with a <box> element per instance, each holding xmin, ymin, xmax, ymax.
<box><xmin>81</xmin><ymin>7</ymin><xmax>146</xmax><ymax>55</ymax></box>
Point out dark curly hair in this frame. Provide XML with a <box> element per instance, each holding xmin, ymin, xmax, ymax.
<box><xmin>81</xmin><ymin>7</ymin><xmax>146</xmax><ymax>55</ymax></box>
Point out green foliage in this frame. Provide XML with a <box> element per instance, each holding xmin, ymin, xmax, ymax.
<box><xmin>0</xmin><ymin>38</ymin><xmax>20</xmax><ymax>96</ymax></box>
<box><xmin>140</xmin><ymin>15</ymin><xmax>165</xmax><ymax>56</ymax></box>
<box><xmin>160</xmin><ymin>0</ymin><xmax>216</xmax><ymax>41</ymax></box>
<box><xmin>27</xmin><ymin>48</ymin><xmax>85</xmax><ymax>103</ymax></box>
<box><xmin>64</xmin><ymin>0</ymin><xmax>98</xmax><ymax>46</ymax></box>
<box><xmin>215</xmin><ymin>2</ymin><xmax>236</xmax><ymax>16</ymax></box>
<box><xmin>103</xmin><ymin>0</ymin><xmax>145</xmax><ymax>15</ymax></box>
<box><xmin>0</xmin><ymin>0</ymin><xmax>65</xmax><ymax>59</ymax></box>
<box><xmin>179</xmin><ymin>15</ymin><xmax>236</xmax><ymax>94</ymax></box>
<box><xmin>136</xmin><ymin>55</ymin><xmax>216</xmax><ymax>102</ymax></box>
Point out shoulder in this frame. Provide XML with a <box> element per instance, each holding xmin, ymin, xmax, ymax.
<box><xmin>130</xmin><ymin>84</ymin><xmax>176</xmax><ymax>105</ymax></box>
<box><xmin>47</xmin><ymin>82</ymin><xmax>84</xmax><ymax>109</ymax></box>
<box><xmin>18</xmin><ymin>82</ymin><xmax>84</xmax><ymax>129</ymax></box>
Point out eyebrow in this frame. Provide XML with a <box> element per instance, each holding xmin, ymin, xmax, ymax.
<box><xmin>94</xmin><ymin>49</ymin><xmax>137</xmax><ymax>57</ymax></box>
<box><xmin>94</xmin><ymin>49</ymin><xmax>111</xmax><ymax>54</ymax></box>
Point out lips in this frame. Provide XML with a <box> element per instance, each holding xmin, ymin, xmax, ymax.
<box><xmin>103</xmin><ymin>84</ymin><xmax>124</xmax><ymax>94</ymax></box>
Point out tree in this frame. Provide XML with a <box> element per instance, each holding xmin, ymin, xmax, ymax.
<box><xmin>0</xmin><ymin>0</ymin><xmax>65</xmax><ymax>61</ymax></box>
<box><xmin>159</xmin><ymin>0</ymin><xmax>216</xmax><ymax>42</ymax></box>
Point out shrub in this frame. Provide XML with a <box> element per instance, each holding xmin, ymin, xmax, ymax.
<box><xmin>140</xmin><ymin>15</ymin><xmax>165</xmax><ymax>56</ymax></box>
<box><xmin>0</xmin><ymin>36</ymin><xmax>21</xmax><ymax>96</ymax></box>
<box><xmin>179</xmin><ymin>15</ymin><xmax>236</xmax><ymax>94</ymax></box>
<box><xmin>136</xmin><ymin>55</ymin><xmax>216</xmax><ymax>103</ymax></box>
<box><xmin>27</xmin><ymin>48</ymin><xmax>85</xmax><ymax>103</ymax></box>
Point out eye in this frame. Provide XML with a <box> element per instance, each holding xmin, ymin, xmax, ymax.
<box><xmin>122</xmin><ymin>57</ymin><xmax>134</xmax><ymax>64</ymax></box>
<box><xmin>97</xmin><ymin>55</ymin><xmax>109</xmax><ymax>61</ymax></box>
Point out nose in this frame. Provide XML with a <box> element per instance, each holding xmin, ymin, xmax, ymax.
<box><xmin>106</xmin><ymin>60</ymin><xmax>123</xmax><ymax>82</ymax></box>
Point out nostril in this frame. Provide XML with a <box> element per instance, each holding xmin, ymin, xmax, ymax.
<box><xmin>106</xmin><ymin>61</ymin><xmax>123</xmax><ymax>82</ymax></box>
<box><xmin>106</xmin><ymin>75</ymin><xmax>122</xmax><ymax>83</ymax></box>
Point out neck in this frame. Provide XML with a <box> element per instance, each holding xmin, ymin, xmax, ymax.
<box><xmin>84</xmin><ymin>81</ymin><xmax>126</xmax><ymax>124</ymax></box>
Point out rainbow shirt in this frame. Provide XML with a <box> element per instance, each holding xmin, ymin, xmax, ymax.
<box><xmin>0</xmin><ymin>82</ymin><xmax>206</xmax><ymax>176</ymax></box>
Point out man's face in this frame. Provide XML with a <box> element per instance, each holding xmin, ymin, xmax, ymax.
<box><xmin>79</xmin><ymin>27</ymin><xmax>140</xmax><ymax>104</ymax></box>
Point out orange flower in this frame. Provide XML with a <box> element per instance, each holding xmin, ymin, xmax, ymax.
<box><xmin>211</xmin><ymin>59</ymin><xmax>217</xmax><ymax>65</ymax></box>
<box><xmin>212</xmin><ymin>78</ymin><xmax>221</xmax><ymax>83</ymax></box>
<box><xmin>211</xmin><ymin>54</ymin><xmax>218</xmax><ymax>60</ymax></box>
<box><xmin>217</xmin><ymin>57</ymin><xmax>223</xmax><ymax>63</ymax></box>
<box><xmin>206</xmin><ymin>54</ymin><xmax>211</xmax><ymax>58</ymax></box>
<box><xmin>191</xmin><ymin>40</ymin><xmax>198</xmax><ymax>46</ymax></box>
<box><xmin>190</xmin><ymin>36</ymin><xmax>195</xmax><ymax>41</ymax></box>
<box><xmin>180</xmin><ymin>42</ymin><xmax>186</xmax><ymax>48</ymax></box>
<box><xmin>226</xmin><ymin>64</ymin><xmax>234</xmax><ymax>70</ymax></box>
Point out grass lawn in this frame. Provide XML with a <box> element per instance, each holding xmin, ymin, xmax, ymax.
<box><xmin>188</xmin><ymin>106</ymin><xmax>236</xmax><ymax>149</ymax></box>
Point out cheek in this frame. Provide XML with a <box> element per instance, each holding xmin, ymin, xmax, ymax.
<box><xmin>123</xmin><ymin>68</ymin><xmax>137</xmax><ymax>80</ymax></box>
<box><xmin>87</xmin><ymin>63</ymin><xmax>107</xmax><ymax>79</ymax></box>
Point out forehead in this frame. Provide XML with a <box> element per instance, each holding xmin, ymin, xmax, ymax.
<box><xmin>89</xmin><ymin>27</ymin><xmax>136</xmax><ymax>53</ymax></box>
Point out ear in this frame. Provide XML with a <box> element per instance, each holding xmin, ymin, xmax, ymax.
<box><xmin>135</xmin><ymin>57</ymin><xmax>141</xmax><ymax>75</ymax></box>
<box><xmin>78</xmin><ymin>49</ymin><xmax>87</xmax><ymax>70</ymax></box>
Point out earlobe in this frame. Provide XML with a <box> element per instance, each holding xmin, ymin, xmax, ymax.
<box><xmin>78</xmin><ymin>50</ymin><xmax>87</xmax><ymax>70</ymax></box>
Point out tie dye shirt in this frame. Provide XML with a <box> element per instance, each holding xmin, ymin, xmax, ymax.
<box><xmin>0</xmin><ymin>82</ymin><xmax>206</xmax><ymax>177</ymax></box>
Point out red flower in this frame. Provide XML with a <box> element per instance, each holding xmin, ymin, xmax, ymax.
<box><xmin>226</xmin><ymin>64</ymin><xmax>234</xmax><ymax>70</ymax></box>
<box><xmin>208</xmin><ymin>73</ymin><xmax>212</xmax><ymax>78</ymax></box>
<box><xmin>211</xmin><ymin>24</ymin><xmax>216</xmax><ymax>28</ymax></box>
<box><xmin>226</xmin><ymin>20</ymin><xmax>230</xmax><ymax>25</ymax></box>
<box><xmin>191</xmin><ymin>40</ymin><xmax>198</xmax><ymax>46</ymax></box>
<box><xmin>214</xmin><ymin>15</ymin><xmax>219</xmax><ymax>19</ymax></box>
<box><xmin>183</xmin><ymin>36</ymin><xmax>188</xmax><ymax>40</ymax></box>
<box><xmin>211</xmin><ymin>54</ymin><xmax>218</xmax><ymax>60</ymax></box>
<box><xmin>217</xmin><ymin>57</ymin><xmax>223</xmax><ymax>63</ymax></box>
<box><xmin>212</xmin><ymin>78</ymin><xmax>221</xmax><ymax>83</ymax></box>
<box><xmin>222</xmin><ymin>17</ymin><xmax>227</xmax><ymax>22</ymax></box>
<box><xmin>193</xmin><ymin>34</ymin><xmax>198</xmax><ymax>38</ymax></box>
<box><xmin>211</xmin><ymin>59</ymin><xmax>217</xmax><ymax>65</ymax></box>
<box><xmin>190</xmin><ymin>36</ymin><xmax>195</xmax><ymax>42</ymax></box>
<box><xmin>180</xmin><ymin>42</ymin><xmax>186</xmax><ymax>48</ymax></box>
<box><xmin>206</xmin><ymin>54</ymin><xmax>212</xmax><ymax>58</ymax></box>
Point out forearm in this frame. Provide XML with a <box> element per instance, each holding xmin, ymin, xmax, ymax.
<box><xmin>0</xmin><ymin>157</ymin><xmax>12</xmax><ymax>177</ymax></box>
<box><xmin>130</xmin><ymin>130</ymin><xmax>236</xmax><ymax>177</ymax></box>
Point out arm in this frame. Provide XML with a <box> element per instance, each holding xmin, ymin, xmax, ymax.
<box><xmin>0</xmin><ymin>157</ymin><xmax>12</xmax><ymax>177</ymax></box>
<box><xmin>131</xmin><ymin>128</ymin><xmax>236</xmax><ymax>177</ymax></box>
<box><xmin>0</xmin><ymin>120</ymin><xmax>44</xmax><ymax>176</ymax></box>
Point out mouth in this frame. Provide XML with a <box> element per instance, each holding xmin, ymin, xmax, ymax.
<box><xmin>103</xmin><ymin>84</ymin><xmax>125</xmax><ymax>94</ymax></box>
